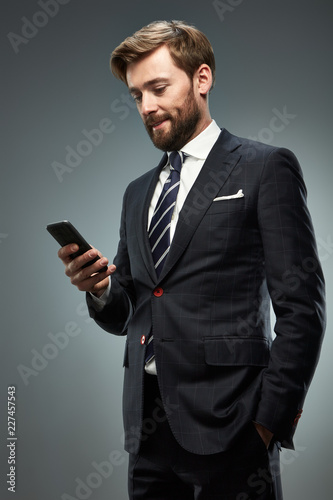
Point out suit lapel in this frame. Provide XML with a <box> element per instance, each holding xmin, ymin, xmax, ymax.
<box><xmin>159</xmin><ymin>130</ymin><xmax>242</xmax><ymax>280</ymax></box>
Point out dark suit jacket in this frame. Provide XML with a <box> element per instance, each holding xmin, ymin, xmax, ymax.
<box><xmin>87</xmin><ymin>128</ymin><xmax>326</xmax><ymax>455</ymax></box>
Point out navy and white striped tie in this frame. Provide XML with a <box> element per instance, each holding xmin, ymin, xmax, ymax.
<box><xmin>145</xmin><ymin>151</ymin><xmax>185</xmax><ymax>367</ymax></box>
<box><xmin>149</xmin><ymin>151</ymin><xmax>185</xmax><ymax>277</ymax></box>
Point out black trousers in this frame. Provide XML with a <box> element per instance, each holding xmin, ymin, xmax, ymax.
<box><xmin>128</xmin><ymin>374</ymin><xmax>283</xmax><ymax>500</ymax></box>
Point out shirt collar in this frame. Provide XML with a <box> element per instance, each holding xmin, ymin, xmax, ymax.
<box><xmin>180</xmin><ymin>119</ymin><xmax>221</xmax><ymax>160</ymax></box>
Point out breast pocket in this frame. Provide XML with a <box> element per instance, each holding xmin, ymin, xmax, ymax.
<box><xmin>185</xmin><ymin>188</ymin><xmax>258</xmax><ymax>256</ymax></box>
<box><xmin>190</xmin><ymin>199</ymin><xmax>249</xmax><ymax>252</ymax></box>
<box><xmin>206</xmin><ymin>197</ymin><xmax>246</xmax><ymax>215</ymax></box>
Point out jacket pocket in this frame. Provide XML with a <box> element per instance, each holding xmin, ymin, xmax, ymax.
<box><xmin>205</xmin><ymin>197</ymin><xmax>246</xmax><ymax>214</ymax></box>
<box><xmin>203</xmin><ymin>337</ymin><xmax>270</xmax><ymax>367</ymax></box>
<box><xmin>213</xmin><ymin>189</ymin><xmax>245</xmax><ymax>201</ymax></box>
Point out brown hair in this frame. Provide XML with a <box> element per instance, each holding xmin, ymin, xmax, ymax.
<box><xmin>110</xmin><ymin>20</ymin><xmax>216</xmax><ymax>90</ymax></box>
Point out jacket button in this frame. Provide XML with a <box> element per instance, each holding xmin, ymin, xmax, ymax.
<box><xmin>140</xmin><ymin>335</ymin><xmax>146</xmax><ymax>345</ymax></box>
<box><xmin>153</xmin><ymin>287</ymin><xmax>163</xmax><ymax>297</ymax></box>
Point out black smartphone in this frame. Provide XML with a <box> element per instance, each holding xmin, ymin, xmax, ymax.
<box><xmin>46</xmin><ymin>220</ymin><xmax>107</xmax><ymax>272</ymax></box>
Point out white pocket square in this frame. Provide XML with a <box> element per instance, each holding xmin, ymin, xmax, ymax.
<box><xmin>213</xmin><ymin>189</ymin><xmax>244</xmax><ymax>201</ymax></box>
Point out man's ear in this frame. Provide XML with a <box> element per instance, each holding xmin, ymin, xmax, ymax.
<box><xmin>195</xmin><ymin>64</ymin><xmax>213</xmax><ymax>96</ymax></box>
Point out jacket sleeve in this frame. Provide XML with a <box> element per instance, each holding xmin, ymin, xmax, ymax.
<box><xmin>254</xmin><ymin>147</ymin><xmax>326</xmax><ymax>448</ymax></box>
<box><xmin>86</xmin><ymin>186</ymin><xmax>136</xmax><ymax>335</ymax></box>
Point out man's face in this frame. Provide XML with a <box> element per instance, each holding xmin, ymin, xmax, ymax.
<box><xmin>126</xmin><ymin>45</ymin><xmax>203</xmax><ymax>151</ymax></box>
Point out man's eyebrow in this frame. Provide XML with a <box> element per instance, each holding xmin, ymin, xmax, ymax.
<box><xmin>128</xmin><ymin>78</ymin><xmax>169</xmax><ymax>93</ymax></box>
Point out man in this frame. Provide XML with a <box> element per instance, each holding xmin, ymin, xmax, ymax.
<box><xmin>58</xmin><ymin>21</ymin><xmax>326</xmax><ymax>499</ymax></box>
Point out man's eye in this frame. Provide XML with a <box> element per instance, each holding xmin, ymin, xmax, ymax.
<box><xmin>132</xmin><ymin>94</ymin><xmax>142</xmax><ymax>103</ymax></box>
<box><xmin>154</xmin><ymin>86</ymin><xmax>166</xmax><ymax>95</ymax></box>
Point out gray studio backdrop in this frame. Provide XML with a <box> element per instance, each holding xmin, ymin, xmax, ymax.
<box><xmin>1</xmin><ymin>1</ymin><xmax>332</xmax><ymax>499</ymax></box>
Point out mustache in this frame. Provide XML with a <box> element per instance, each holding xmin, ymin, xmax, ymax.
<box><xmin>144</xmin><ymin>114</ymin><xmax>172</xmax><ymax>127</ymax></box>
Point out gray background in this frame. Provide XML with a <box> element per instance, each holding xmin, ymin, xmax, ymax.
<box><xmin>1</xmin><ymin>0</ymin><xmax>332</xmax><ymax>499</ymax></box>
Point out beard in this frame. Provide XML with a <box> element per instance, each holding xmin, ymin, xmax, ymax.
<box><xmin>143</xmin><ymin>86</ymin><xmax>201</xmax><ymax>152</ymax></box>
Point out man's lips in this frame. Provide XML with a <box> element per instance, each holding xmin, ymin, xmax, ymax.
<box><xmin>152</xmin><ymin>120</ymin><xmax>168</xmax><ymax>130</ymax></box>
<box><xmin>146</xmin><ymin>117</ymin><xmax>170</xmax><ymax>130</ymax></box>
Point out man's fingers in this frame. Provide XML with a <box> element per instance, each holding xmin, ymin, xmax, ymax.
<box><xmin>69</xmin><ymin>257</ymin><xmax>110</xmax><ymax>283</ymax></box>
<box><xmin>58</xmin><ymin>243</ymin><xmax>79</xmax><ymax>263</ymax></box>
<box><xmin>74</xmin><ymin>265</ymin><xmax>116</xmax><ymax>293</ymax></box>
<box><xmin>76</xmin><ymin>272</ymin><xmax>110</xmax><ymax>293</ymax></box>
<box><xmin>64</xmin><ymin>248</ymin><xmax>99</xmax><ymax>276</ymax></box>
<box><xmin>57</xmin><ymin>243</ymin><xmax>116</xmax><ymax>294</ymax></box>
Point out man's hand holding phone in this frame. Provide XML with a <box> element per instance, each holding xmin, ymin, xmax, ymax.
<box><xmin>47</xmin><ymin>220</ymin><xmax>116</xmax><ymax>298</ymax></box>
<box><xmin>58</xmin><ymin>244</ymin><xmax>115</xmax><ymax>297</ymax></box>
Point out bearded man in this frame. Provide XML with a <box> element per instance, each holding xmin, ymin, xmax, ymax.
<box><xmin>58</xmin><ymin>20</ymin><xmax>325</xmax><ymax>500</ymax></box>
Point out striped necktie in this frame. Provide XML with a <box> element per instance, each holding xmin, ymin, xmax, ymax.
<box><xmin>145</xmin><ymin>151</ymin><xmax>185</xmax><ymax>368</ymax></box>
<box><xmin>148</xmin><ymin>151</ymin><xmax>185</xmax><ymax>277</ymax></box>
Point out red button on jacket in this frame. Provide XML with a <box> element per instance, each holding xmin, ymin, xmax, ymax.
<box><xmin>153</xmin><ymin>287</ymin><xmax>163</xmax><ymax>297</ymax></box>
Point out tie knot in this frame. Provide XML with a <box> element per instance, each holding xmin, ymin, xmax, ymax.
<box><xmin>169</xmin><ymin>151</ymin><xmax>184</xmax><ymax>174</ymax></box>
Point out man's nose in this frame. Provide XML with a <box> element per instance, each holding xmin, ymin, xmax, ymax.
<box><xmin>141</xmin><ymin>93</ymin><xmax>158</xmax><ymax>116</ymax></box>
